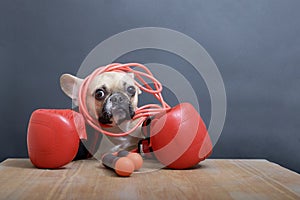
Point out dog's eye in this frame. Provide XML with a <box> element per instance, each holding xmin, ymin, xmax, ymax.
<box><xmin>95</xmin><ymin>89</ymin><xmax>105</xmax><ymax>100</ymax></box>
<box><xmin>127</xmin><ymin>86</ymin><xmax>136</xmax><ymax>96</ymax></box>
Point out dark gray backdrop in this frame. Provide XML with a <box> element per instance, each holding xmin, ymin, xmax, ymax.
<box><xmin>1</xmin><ymin>0</ymin><xmax>300</xmax><ymax>173</ymax></box>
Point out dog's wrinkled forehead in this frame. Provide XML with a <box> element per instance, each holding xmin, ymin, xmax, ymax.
<box><xmin>88</xmin><ymin>72</ymin><xmax>135</xmax><ymax>94</ymax></box>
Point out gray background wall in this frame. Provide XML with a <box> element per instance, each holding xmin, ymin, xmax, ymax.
<box><xmin>1</xmin><ymin>0</ymin><xmax>300</xmax><ymax>173</ymax></box>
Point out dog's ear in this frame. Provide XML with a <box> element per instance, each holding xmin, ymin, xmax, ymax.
<box><xmin>60</xmin><ymin>74</ymin><xmax>83</xmax><ymax>106</ymax></box>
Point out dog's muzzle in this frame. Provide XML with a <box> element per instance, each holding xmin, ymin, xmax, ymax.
<box><xmin>99</xmin><ymin>92</ymin><xmax>135</xmax><ymax>125</ymax></box>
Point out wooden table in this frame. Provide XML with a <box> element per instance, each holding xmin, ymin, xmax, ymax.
<box><xmin>0</xmin><ymin>159</ymin><xmax>300</xmax><ymax>200</ymax></box>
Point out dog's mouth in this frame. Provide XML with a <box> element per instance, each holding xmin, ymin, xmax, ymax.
<box><xmin>98</xmin><ymin>110</ymin><xmax>113</xmax><ymax>125</ymax></box>
<box><xmin>112</xmin><ymin>107</ymin><xmax>133</xmax><ymax>124</ymax></box>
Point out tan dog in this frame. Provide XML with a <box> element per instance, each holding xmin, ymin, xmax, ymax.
<box><xmin>60</xmin><ymin>72</ymin><xmax>144</xmax><ymax>156</ymax></box>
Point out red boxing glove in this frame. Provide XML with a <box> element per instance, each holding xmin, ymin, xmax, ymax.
<box><xmin>27</xmin><ymin>109</ymin><xmax>87</xmax><ymax>169</ymax></box>
<box><xmin>145</xmin><ymin>103</ymin><xmax>213</xmax><ymax>169</ymax></box>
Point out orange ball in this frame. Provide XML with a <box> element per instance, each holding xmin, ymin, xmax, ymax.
<box><xmin>114</xmin><ymin>157</ymin><xmax>135</xmax><ymax>177</ymax></box>
<box><xmin>127</xmin><ymin>153</ymin><xmax>143</xmax><ymax>170</ymax></box>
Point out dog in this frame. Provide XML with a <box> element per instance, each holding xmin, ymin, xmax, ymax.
<box><xmin>60</xmin><ymin>71</ymin><xmax>144</xmax><ymax>157</ymax></box>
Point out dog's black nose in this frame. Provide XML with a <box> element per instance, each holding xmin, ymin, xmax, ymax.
<box><xmin>109</xmin><ymin>93</ymin><xmax>126</xmax><ymax>104</ymax></box>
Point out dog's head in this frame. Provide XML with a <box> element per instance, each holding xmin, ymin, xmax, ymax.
<box><xmin>60</xmin><ymin>72</ymin><xmax>141</xmax><ymax>127</ymax></box>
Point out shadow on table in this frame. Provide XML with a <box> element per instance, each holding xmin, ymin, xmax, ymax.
<box><xmin>1</xmin><ymin>159</ymin><xmax>68</xmax><ymax>170</ymax></box>
<box><xmin>160</xmin><ymin>163</ymin><xmax>208</xmax><ymax>171</ymax></box>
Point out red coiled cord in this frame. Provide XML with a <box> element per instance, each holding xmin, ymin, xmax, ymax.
<box><xmin>78</xmin><ymin>63</ymin><xmax>171</xmax><ymax>137</ymax></box>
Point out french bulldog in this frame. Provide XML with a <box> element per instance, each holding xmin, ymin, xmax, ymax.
<box><xmin>60</xmin><ymin>71</ymin><xmax>144</xmax><ymax>156</ymax></box>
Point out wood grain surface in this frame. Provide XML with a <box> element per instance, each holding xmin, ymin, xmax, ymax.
<box><xmin>0</xmin><ymin>159</ymin><xmax>300</xmax><ymax>200</ymax></box>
